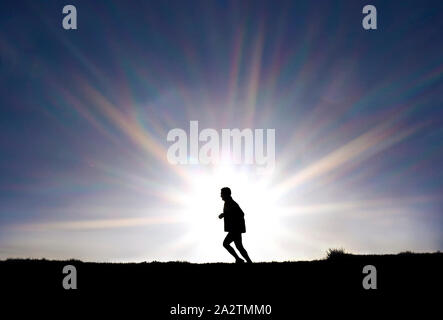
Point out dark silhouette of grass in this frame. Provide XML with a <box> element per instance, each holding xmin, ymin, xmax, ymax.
<box><xmin>1</xmin><ymin>251</ymin><xmax>441</xmax><ymax>317</ymax></box>
<box><xmin>326</xmin><ymin>247</ymin><xmax>347</xmax><ymax>259</ymax></box>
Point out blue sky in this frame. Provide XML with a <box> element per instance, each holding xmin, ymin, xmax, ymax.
<box><xmin>0</xmin><ymin>0</ymin><xmax>442</xmax><ymax>262</ymax></box>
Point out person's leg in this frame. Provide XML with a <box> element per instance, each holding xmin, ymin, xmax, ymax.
<box><xmin>223</xmin><ymin>233</ymin><xmax>244</xmax><ymax>262</ymax></box>
<box><xmin>234</xmin><ymin>235</ymin><xmax>252</xmax><ymax>263</ymax></box>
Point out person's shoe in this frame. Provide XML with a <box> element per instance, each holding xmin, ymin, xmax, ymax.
<box><xmin>235</xmin><ymin>258</ymin><xmax>245</xmax><ymax>264</ymax></box>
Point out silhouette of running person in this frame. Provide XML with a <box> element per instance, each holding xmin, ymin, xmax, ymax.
<box><xmin>218</xmin><ymin>187</ymin><xmax>252</xmax><ymax>263</ymax></box>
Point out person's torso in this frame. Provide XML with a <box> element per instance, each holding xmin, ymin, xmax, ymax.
<box><xmin>223</xmin><ymin>199</ymin><xmax>246</xmax><ymax>233</ymax></box>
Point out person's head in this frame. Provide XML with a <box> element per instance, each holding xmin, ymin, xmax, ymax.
<box><xmin>220</xmin><ymin>187</ymin><xmax>231</xmax><ymax>201</ymax></box>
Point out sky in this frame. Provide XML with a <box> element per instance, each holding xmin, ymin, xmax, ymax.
<box><xmin>0</xmin><ymin>0</ymin><xmax>442</xmax><ymax>262</ymax></box>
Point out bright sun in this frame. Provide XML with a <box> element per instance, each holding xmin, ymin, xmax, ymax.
<box><xmin>175</xmin><ymin>166</ymin><xmax>287</xmax><ymax>262</ymax></box>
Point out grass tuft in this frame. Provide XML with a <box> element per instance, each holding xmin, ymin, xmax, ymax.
<box><xmin>326</xmin><ymin>248</ymin><xmax>347</xmax><ymax>260</ymax></box>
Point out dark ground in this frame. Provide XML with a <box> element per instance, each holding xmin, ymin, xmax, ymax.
<box><xmin>1</xmin><ymin>252</ymin><xmax>441</xmax><ymax>317</ymax></box>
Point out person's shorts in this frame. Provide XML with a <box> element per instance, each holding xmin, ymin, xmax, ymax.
<box><xmin>224</xmin><ymin>232</ymin><xmax>242</xmax><ymax>243</ymax></box>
